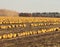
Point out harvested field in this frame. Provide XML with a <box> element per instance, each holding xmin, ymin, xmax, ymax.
<box><xmin>0</xmin><ymin>17</ymin><xmax>60</xmax><ymax>47</ymax></box>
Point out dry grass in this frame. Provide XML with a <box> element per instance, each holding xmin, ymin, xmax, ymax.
<box><xmin>0</xmin><ymin>17</ymin><xmax>60</xmax><ymax>47</ymax></box>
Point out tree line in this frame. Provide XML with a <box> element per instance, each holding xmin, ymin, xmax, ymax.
<box><xmin>19</xmin><ymin>12</ymin><xmax>60</xmax><ymax>17</ymax></box>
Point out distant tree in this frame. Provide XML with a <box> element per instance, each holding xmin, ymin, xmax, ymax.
<box><xmin>19</xmin><ymin>13</ymin><xmax>32</xmax><ymax>17</ymax></box>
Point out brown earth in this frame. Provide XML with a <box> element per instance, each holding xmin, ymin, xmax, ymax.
<box><xmin>0</xmin><ymin>9</ymin><xmax>19</xmax><ymax>17</ymax></box>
